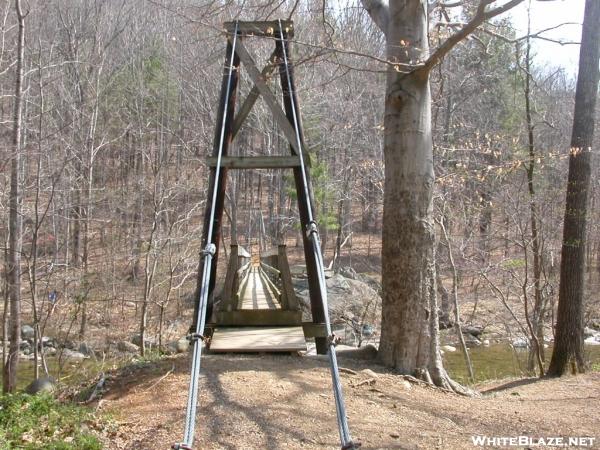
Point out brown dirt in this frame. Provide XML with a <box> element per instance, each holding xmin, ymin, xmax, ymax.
<box><xmin>97</xmin><ymin>353</ymin><xmax>600</xmax><ymax>449</ymax></box>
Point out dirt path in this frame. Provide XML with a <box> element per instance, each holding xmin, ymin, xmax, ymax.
<box><xmin>99</xmin><ymin>353</ymin><xmax>600</xmax><ymax>449</ymax></box>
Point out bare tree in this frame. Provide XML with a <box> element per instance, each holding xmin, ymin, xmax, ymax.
<box><xmin>3</xmin><ymin>0</ymin><xmax>25</xmax><ymax>394</ymax></box>
<box><xmin>548</xmin><ymin>0</ymin><xmax>600</xmax><ymax>377</ymax></box>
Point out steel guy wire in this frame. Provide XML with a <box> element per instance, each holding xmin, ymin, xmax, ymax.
<box><xmin>277</xmin><ymin>19</ymin><xmax>356</xmax><ymax>450</ymax></box>
<box><xmin>178</xmin><ymin>20</ymin><xmax>240</xmax><ymax>450</ymax></box>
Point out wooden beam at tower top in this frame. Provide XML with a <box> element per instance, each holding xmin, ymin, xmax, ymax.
<box><xmin>224</xmin><ymin>20</ymin><xmax>294</xmax><ymax>37</ymax></box>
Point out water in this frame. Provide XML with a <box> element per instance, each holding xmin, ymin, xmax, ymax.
<box><xmin>4</xmin><ymin>344</ymin><xmax>600</xmax><ymax>391</ymax></box>
<box><xmin>1</xmin><ymin>356</ymin><xmax>109</xmax><ymax>391</ymax></box>
<box><xmin>444</xmin><ymin>343</ymin><xmax>600</xmax><ymax>384</ymax></box>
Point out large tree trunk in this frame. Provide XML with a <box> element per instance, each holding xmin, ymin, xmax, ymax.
<box><xmin>362</xmin><ymin>0</ymin><xmax>522</xmax><ymax>388</ymax></box>
<box><xmin>379</xmin><ymin>71</ymin><xmax>437</xmax><ymax>373</ymax></box>
<box><xmin>376</xmin><ymin>1</ymin><xmax>444</xmax><ymax>381</ymax></box>
<box><xmin>548</xmin><ymin>0</ymin><xmax>600</xmax><ymax>377</ymax></box>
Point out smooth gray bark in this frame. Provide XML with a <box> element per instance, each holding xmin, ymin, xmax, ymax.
<box><xmin>362</xmin><ymin>0</ymin><xmax>523</xmax><ymax>386</ymax></box>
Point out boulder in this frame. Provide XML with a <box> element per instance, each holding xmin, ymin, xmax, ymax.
<box><xmin>511</xmin><ymin>337</ymin><xmax>529</xmax><ymax>348</ymax></box>
<box><xmin>62</xmin><ymin>349</ymin><xmax>86</xmax><ymax>360</ymax></box>
<box><xmin>360</xmin><ymin>368</ymin><xmax>379</xmax><ymax>379</ymax></box>
<box><xmin>335</xmin><ymin>344</ymin><xmax>378</xmax><ymax>360</ymax></box>
<box><xmin>21</xmin><ymin>325</ymin><xmax>35</xmax><ymax>340</ymax></box>
<box><xmin>53</xmin><ymin>339</ymin><xmax>79</xmax><ymax>350</ymax></box>
<box><xmin>442</xmin><ymin>345</ymin><xmax>457</xmax><ymax>352</ymax></box>
<box><xmin>78</xmin><ymin>342</ymin><xmax>95</xmax><ymax>356</ymax></box>
<box><xmin>163</xmin><ymin>343</ymin><xmax>177</xmax><ymax>355</ymax></box>
<box><xmin>583</xmin><ymin>327</ymin><xmax>596</xmax><ymax>338</ymax></box>
<box><xmin>462</xmin><ymin>325</ymin><xmax>484</xmax><ymax>338</ymax></box>
<box><xmin>339</xmin><ymin>266</ymin><xmax>358</xmax><ymax>280</ymax></box>
<box><xmin>438</xmin><ymin>315</ymin><xmax>454</xmax><ymax>330</ymax></box>
<box><xmin>165</xmin><ymin>338</ymin><xmax>188</xmax><ymax>354</ymax></box>
<box><xmin>117</xmin><ymin>341</ymin><xmax>139</xmax><ymax>353</ymax></box>
<box><xmin>62</xmin><ymin>340</ymin><xmax>77</xmax><ymax>350</ymax></box>
<box><xmin>176</xmin><ymin>338</ymin><xmax>189</xmax><ymax>353</ymax></box>
<box><xmin>25</xmin><ymin>376</ymin><xmax>56</xmax><ymax>395</ymax></box>
<box><xmin>131</xmin><ymin>334</ymin><xmax>155</xmax><ymax>348</ymax></box>
<box><xmin>462</xmin><ymin>333</ymin><xmax>482</xmax><ymax>347</ymax></box>
<box><xmin>290</xmin><ymin>264</ymin><xmax>307</xmax><ymax>277</ymax></box>
<box><xmin>399</xmin><ymin>380</ymin><xmax>412</xmax><ymax>390</ymax></box>
<box><xmin>336</xmin><ymin>267</ymin><xmax>383</xmax><ymax>294</ymax></box>
<box><xmin>294</xmin><ymin>274</ymin><xmax>381</xmax><ymax>322</ymax></box>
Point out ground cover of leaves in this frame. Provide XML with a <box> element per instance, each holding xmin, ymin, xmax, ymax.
<box><xmin>99</xmin><ymin>353</ymin><xmax>600</xmax><ymax>449</ymax></box>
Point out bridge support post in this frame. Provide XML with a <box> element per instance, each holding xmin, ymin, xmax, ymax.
<box><xmin>191</xmin><ymin>38</ymin><xmax>241</xmax><ymax>331</ymax></box>
<box><xmin>278</xmin><ymin>244</ymin><xmax>298</xmax><ymax>311</ymax></box>
<box><xmin>276</xmin><ymin>33</ymin><xmax>328</xmax><ymax>354</ymax></box>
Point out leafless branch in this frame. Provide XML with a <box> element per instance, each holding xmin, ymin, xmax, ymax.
<box><xmin>422</xmin><ymin>0</ymin><xmax>525</xmax><ymax>74</ymax></box>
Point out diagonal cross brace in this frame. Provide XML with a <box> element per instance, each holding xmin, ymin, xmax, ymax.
<box><xmin>231</xmin><ymin>38</ymin><xmax>303</xmax><ymax>156</ymax></box>
<box><xmin>231</xmin><ymin>49</ymin><xmax>279</xmax><ymax>138</ymax></box>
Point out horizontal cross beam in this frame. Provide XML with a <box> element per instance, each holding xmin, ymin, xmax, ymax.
<box><xmin>224</xmin><ymin>20</ymin><xmax>294</xmax><ymax>37</ymax></box>
<box><xmin>302</xmin><ymin>322</ymin><xmax>328</xmax><ymax>338</ymax></box>
<box><xmin>206</xmin><ymin>156</ymin><xmax>301</xmax><ymax>169</ymax></box>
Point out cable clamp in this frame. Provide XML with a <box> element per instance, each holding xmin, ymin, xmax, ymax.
<box><xmin>341</xmin><ymin>442</ymin><xmax>361</xmax><ymax>450</ymax></box>
<box><xmin>201</xmin><ymin>243</ymin><xmax>216</xmax><ymax>257</ymax></box>
<box><xmin>187</xmin><ymin>333</ymin><xmax>209</xmax><ymax>343</ymax></box>
<box><xmin>172</xmin><ymin>444</ymin><xmax>193</xmax><ymax>450</ymax></box>
<box><xmin>306</xmin><ymin>221</ymin><xmax>319</xmax><ymax>237</ymax></box>
<box><xmin>328</xmin><ymin>333</ymin><xmax>342</xmax><ymax>347</ymax></box>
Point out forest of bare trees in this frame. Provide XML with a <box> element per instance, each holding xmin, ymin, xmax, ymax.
<box><xmin>0</xmin><ymin>0</ymin><xmax>598</xmax><ymax>403</ymax></box>
<box><xmin>0</xmin><ymin>0</ymin><xmax>599</xmax><ymax>448</ymax></box>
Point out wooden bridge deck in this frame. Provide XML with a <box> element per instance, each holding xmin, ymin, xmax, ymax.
<box><xmin>210</xmin><ymin>326</ymin><xmax>306</xmax><ymax>352</ymax></box>
<box><xmin>239</xmin><ymin>266</ymin><xmax>281</xmax><ymax>310</ymax></box>
<box><xmin>211</xmin><ymin>262</ymin><xmax>305</xmax><ymax>352</ymax></box>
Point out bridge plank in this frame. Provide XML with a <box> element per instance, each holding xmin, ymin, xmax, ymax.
<box><xmin>210</xmin><ymin>326</ymin><xmax>306</xmax><ymax>352</ymax></box>
<box><xmin>240</xmin><ymin>267</ymin><xmax>281</xmax><ymax>310</ymax></box>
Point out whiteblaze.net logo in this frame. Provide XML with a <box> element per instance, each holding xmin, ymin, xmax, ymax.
<box><xmin>471</xmin><ymin>435</ymin><xmax>596</xmax><ymax>447</ymax></box>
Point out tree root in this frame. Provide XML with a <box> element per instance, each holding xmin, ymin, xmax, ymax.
<box><xmin>412</xmin><ymin>366</ymin><xmax>479</xmax><ymax>397</ymax></box>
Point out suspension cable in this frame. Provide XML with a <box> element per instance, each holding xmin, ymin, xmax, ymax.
<box><xmin>174</xmin><ymin>21</ymin><xmax>240</xmax><ymax>450</ymax></box>
<box><xmin>277</xmin><ymin>19</ymin><xmax>358</xmax><ymax>450</ymax></box>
